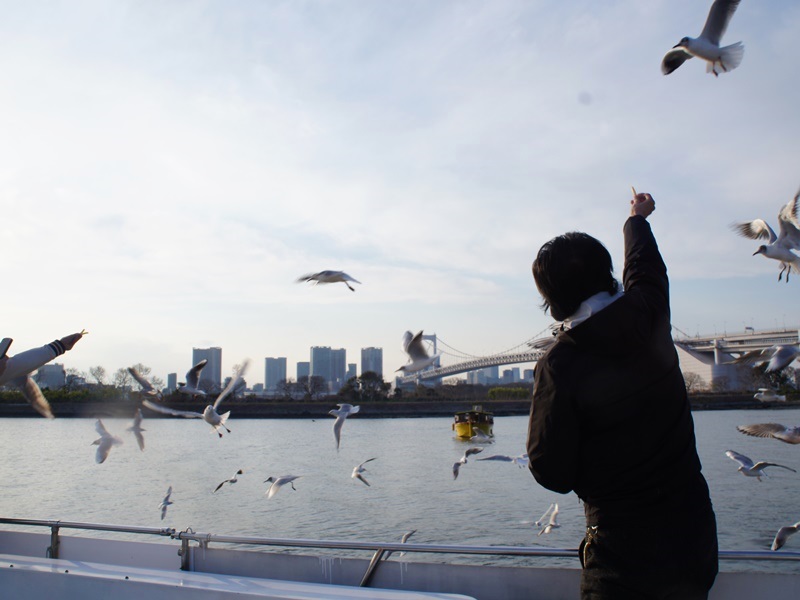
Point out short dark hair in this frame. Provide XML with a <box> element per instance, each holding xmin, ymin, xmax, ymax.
<box><xmin>532</xmin><ymin>232</ymin><xmax>618</xmax><ymax>321</ymax></box>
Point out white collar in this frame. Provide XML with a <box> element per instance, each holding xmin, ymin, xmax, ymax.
<box><xmin>560</xmin><ymin>289</ymin><xmax>623</xmax><ymax>331</ymax></box>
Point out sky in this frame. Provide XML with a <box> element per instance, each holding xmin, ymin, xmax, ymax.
<box><xmin>1</xmin><ymin>0</ymin><xmax>798</xmax><ymax>387</ymax></box>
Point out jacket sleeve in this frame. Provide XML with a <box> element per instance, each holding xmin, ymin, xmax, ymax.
<box><xmin>526</xmin><ymin>353</ymin><xmax>580</xmax><ymax>494</ymax></box>
<box><xmin>0</xmin><ymin>340</ymin><xmax>65</xmax><ymax>385</ymax></box>
<box><xmin>622</xmin><ymin>216</ymin><xmax>669</xmax><ymax>316</ymax></box>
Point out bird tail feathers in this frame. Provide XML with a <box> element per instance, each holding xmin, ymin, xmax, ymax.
<box><xmin>708</xmin><ymin>42</ymin><xmax>744</xmax><ymax>73</ymax></box>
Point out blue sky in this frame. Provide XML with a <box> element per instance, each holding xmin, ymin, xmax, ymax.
<box><xmin>1</xmin><ymin>1</ymin><xmax>798</xmax><ymax>385</ymax></box>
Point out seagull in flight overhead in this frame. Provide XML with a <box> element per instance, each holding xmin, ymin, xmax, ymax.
<box><xmin>397</xmin><ymin>330</ymin><xmax>441</xmax><ymax>374</ymax></box>
<box><xmin>772</xmin><ymin>521</ymin><xmax>800</xmax><ymax>551</ymax></box>
<box><xmin>754</xmin><ymin>388</ymin><xmax>786</xmax><ymax>403</ymax></box>
<box><xmin>737</xmin><ymin>423</ymin><xmax>800</xmax><ymax>445</ymax></box>
<box><xmin>159</xmin><ymin>486</ymin><xmax>173</xmax><ymax>520</ymax></box>
<box><xmin>732</xmin><ymin>189</ymin><xmax>800</xmax><ymax>282</ymax></box>
<box><xmin>725</xmin><ymin>450</ymin><xmax>797</xmax><ymax>481</ymax></box>
<box><xmin>537</xmin><ymin>503</ymin><xmax>560</xmax><ymax>536</ymax></box>
<box><xmin>177</xmin><ymin>359</ymin><xmax>208</xmax><ymax>397</ymax></box>
<box><xmin>264</xmin><ymin>475</ymin><xmax>301</xmax><ymax>499</ymax></box>
<box><xmin>352</xmin><ymin>458</ymin><xmax>377</xmax><ymax>486</ymax></box>
<box><xmin>732</xmin><ymin>345</ymin><xmax>800</xmax><ymax>372</ymax></box>
<box><xmin>330</xmin><ymin>403</ymin><xmax>360</xmax><ymax>450</ymax></box>
<box><xmin>128</xmin><ymin>367</ymin><xmax>163</xmax><ymax>401</ymax></box>
<box><xmin>453</xmin><ymin>447</ymin><xmax>484</xmax><ymax>480</ymax></box>
<box><xmin>92</xmin><ymin>419</ymin><xmax>123</xmax><ymax>464</ymax></box>
<box><xmin>213</xmin><ymin>469</ymin><xmax>244</xmax><ymax>493</ymax></box>
<box><xmin>477</xmin><ymin>453</ymin><xmax>530</xmax><ymax>468</ymax></box>
<box><xmin>662</xmin><ymin>0</ymin><xmax>744</xmax><ymax>76</ymax></box>
<box><xmin>143</xmin><ymin>359</ymin><xmax>250</xmax><ymax>437</ymax></box>
<box><xmin>535</xmin><ymin>503</ymin><xmax>555</xmax><ymax>527</ymax></box>
<box><xmin>127</xmin><ymin>408</ymin><xmax>146</xmax><ymax>451</ymax></box>
<box><xmin>297</xmin><ymin>270</ymin><xmax>361</xmax><ymax>292</ymax></box>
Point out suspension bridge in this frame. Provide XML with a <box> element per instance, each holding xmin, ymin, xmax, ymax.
<box><xmin>396</xmin><ymin>330</ymin><xmax>553</xmax><ymax>384</ymax></box>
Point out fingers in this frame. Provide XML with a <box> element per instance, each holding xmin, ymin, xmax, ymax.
<box><xmin>59</xmin><ymin>332</ymin><xmax>85</xmax><ymax>351</ymax></box>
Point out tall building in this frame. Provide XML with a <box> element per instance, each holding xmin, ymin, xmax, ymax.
<box><xmin>331</xmin><ymin>348</ymin><xmax>346</xmax><ymax>388</ymax></box>
<box><xmin>297</xmin><ymin>361</ymin><xmax>310</xmax><ymax>380</ymax></box>
<box><xmin>265</xmin><ymin>357</ymin><xmax>287</xmax><ymax>391</ymax></box>
<box><xmin>310</xmin><ymin>346</ymin><xmax>347</xmax><ymax>391</ymax></box>
<box><xmin>166</xmin><ymin>373</ymin><xmax>177</xmax><ymax>394</ymax></box>
<box><xmin>346</xmin><ymin>363</ymin><xmax>357</xmax><ymax>381</ymax></box>
<box><xmin>35</xmin><ymin>363</ymin><xmax>66</xmax><ymax>390</ymax></box>
<box><xmin>360</xmin><ymin>347</ymin><xmax>383</xmax><ymax>377</ymax></box>
<box><xmin>192</xmin><ymin>347</ymin><xmax>222</xmax><ymax>391</ymax></box>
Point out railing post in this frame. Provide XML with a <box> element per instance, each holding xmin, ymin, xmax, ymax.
<box><xmin>46</xmin><ymin>525</ymin><xmax>60</xmax><ymax>559</ymax></box>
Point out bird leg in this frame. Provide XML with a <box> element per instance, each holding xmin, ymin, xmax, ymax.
<box><xmin>290</xmin><ymin>482</ymin><xmax>297</xmax><ymax>491</ymax></box>
<box><xmin>346</xmin><ymin>283</ymin><xmax>355</xmax><ymax>291</ymax></box>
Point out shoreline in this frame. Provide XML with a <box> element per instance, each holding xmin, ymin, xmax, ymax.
<box><xmin>0</xmin><ymin>394</ymin><xmax>798</xmax><ymax>418</ymax></box>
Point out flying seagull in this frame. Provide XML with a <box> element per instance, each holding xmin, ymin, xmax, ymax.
<box><xmin>158</xmin><ymin>486</ymin><xmax>174</xmax><ymax>521</ymax></box>
<box><xmin>754</xmin><ymin>388</ymin><xmax>786</xmax><ymax>403</ymax></box>
<box><xmin>725</xmin><ymin>450</ymin><xmax>797</xmax><ymax>481</ymax></box>
<box><xmin>352</xmin><ymin>458</ymin><xmax>377</xmax><ymax>486</ymax></box>
<box><xmin>92</xmin><ymin>419</ymin><xmax>123</xmax><ymax>464</ymax></box>
<box><xmin>330</xmin><ymin>403</ymin><xmax>360</xmax><ymax>450</ymax></box>
<box><xmin>128</xmin><ymin>367</ymin><xmax>163</xmax><ymax>401</ymax></box>
<box><xmin>264</xmin><ymin>475</ymin><xmax>301</xmax><ymax>499</ymax></box>
<box><xmin>177</xmin><ymin>359</ymin><xmax>208</xmax><ymax>397</ymax></box>
<box><xmin>453</xmin><ymin>447</ymin><xmax>484</xmax><ymax>480</ymax></box>
<box><xmin>662</xmin><ymin>0</ymin><xmax>744</xmax><ymax>76</ymax></box>
<box><xmin>538</xmin><ymin>503</ymin><xmax>560</xmax><ymax>536</ymax></box>
<box><xmin>386</xmin><ymin>530</ymin><xmax>417</xmax><ymax>560</ymax></box>
<box><xmin>772</xmin><ymin>522</ymin><xmax>800</xmax><ymax>551</ymax></box>
<box><xmin>477</xmin><ymin>453</ymin><xmax>530</xmax><ymax>468</ymax></box>
<box><xmin>396</xmin><ymin>330</ymin><xmax>441</xmax><ymax>374</ymax></box>
<box><xmin>737</xmin><ymin>423</ymin><xmax>800</xmax><ymax>445</ymax></box>
<box><xmin>9</xmin><ymin>375</ymin><xmax>53</xmax><ymax>419</ymax></box>
<box><xmin>143</xmin><ymin>359</ymin><xmax>250</xmax><ymax>437</ymax></box>
<box><xmin>297</xmin><ymin>270</ymin><xmax>361</xmax><ymax>292</ymax></box>
<box><xmin>732</xmin><ymin>345</ymin><xmax>800</xmax><ymax>372</ymax></box>
<box><xmin>731</xmin><ymin>189</ymin><xmax>800</xmax><ymax>282</ymax></box>
<box><xmin>127</xmin><ymin>408</ymin><xmax>146</xmax><ymax>451</ymax></box>
<box><xmin>535</xmin><ymin>503</ymin><xmax>555</xmax><ymax>528</ymax></box>
<box><xmin>213</xmin><ymin>469</ymin><xmax>244</xmax><ymax>493</ymax></box>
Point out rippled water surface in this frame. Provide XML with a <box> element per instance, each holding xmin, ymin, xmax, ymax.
<box><xmin>2</xmin><ymin>408</ymin><xmax>799</xmax><ymax>572</ymax></box>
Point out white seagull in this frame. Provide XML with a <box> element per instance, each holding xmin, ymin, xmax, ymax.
<box><xmin>725</xmin><ymin>450</ymin><xmax>796</xmax><ymax>481</ymax></box>
<box><xmin>538</xmin><ymin>503</ymin><xmax>560</xmax><ymax>536</ymax></box>
<box><xmin>754</xmin><ymin>388</ymin><xmax>786</xmax><ymax>403</ymax></box>
<box><xmin>128</xmin><ymin>367</ymin><xmax>163</xmax><ymax>400</ymax></box>
<box><xmin>213</xmin><ymin>469</ymin><xmax>244</xmax><ymax>493</ymax></box>
<box><xmin>330</xmin><ymin>403</ymin><xmax>360</xmax><ymax>450</ymax></box>
<box><xmin>92</xmin><ymin>419</ymin><xmax>123</xmax><ymax>464</ymax></box>
<box><xmin>661</xmin><ymin>0</ymin><xmax>744</xmax><ymax>76</ymax></box>
<box><xmin>732</xmin><ymin>345</ymin><xmax>800</xmax><ymax>372</ymax></box>
<box><xmin>127</xmin><ymin>408</ymin><xmax>146</xmax><ymax>451</ymax></box>
<box><xmin>732</xmin><ymin>189</ymin><xmax>800</xmax><ymax>282</ymax></box>
<box><xmin>386</xmin><ymin>530</ymin><xmax>417</xmax><ymax>560</ymax></box>
<box><xmin>737</xmin><ymin>423</ymin><xmax>800</xmax><ymax>445</ymax></box>
<box><xmin>477</xmin><ymin>453</ymin><xmax>530</xmax><ymax>469</ymax></box>
<box><xmin>158</xmin><ymin>486</ymin><xmax>173</xmax><ymax>520</ymax></box>
<box><xmin>772</xmin><ymin>521</ymin><xmax>800</xmax><ymax>551</ymax></box>
<box><xmin>9</xmin><ymin>375</ymin><xmax>53</xmax><ymax>419</ymax></box>
<box><xmin>453</xmin><ymin>447</ymin><xmax>484</xmax><ymax>480</ymax></box>
<box><xmin>143</xmin><ymin>359</ymin><xmax>250</xmax><ymax>437</ymax></box>
<box><xmin>264</xmin><ymin>475</ymin><xmax>301</xmax><ymax>499</ymax></box>
<box><xmin>297</xmin><ymin>270</ymin><xmax>361</xmax><ymax>292</ymax></box>
<box><xmin>468</xmin><ymin>429</ymin><xmax>494</xmax><ymax>443</ymax></box>
<box><xmin>535</xmin><ymin>503</ymin><xmax>555</xmax><ymax>527</ymax></box>
<box><xmin>177</xmin><ymin>359</ymin><xmax>208</xmax><ymax>397</ymax></box>
<box><xmin>397</xmin><ymin>330</ymin><xmax>441</xmax><ymax>374</ymax></box>
<box><xmin>352</xmin><ymin>458</ymin><xmax>377</xmax><ymax>486</ymax></box>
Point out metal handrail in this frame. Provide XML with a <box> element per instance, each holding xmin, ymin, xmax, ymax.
<box><xmin>2</xmin><ymin>516</ymin><xmax>799</xmax><ymax>587</ymax></box>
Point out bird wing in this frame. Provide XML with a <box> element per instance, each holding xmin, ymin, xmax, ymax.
<box><xmin>214</xmin><ymin>359</ymin><xmax>250</xmax><ymax>409</ymax></box>
<box><xmin>772</xmin><ymin>525</ymin><xmax>800</xmax><ymax>551</ymax></box>
<box><xmin>405</xmin><ymin>331</ymin><xmax>430</xmax><ymax>361</ymax></box>
<box><xmin>128</xmin><ymin>367</ymin><xmax>155</xmax><ymax>393</ymax></box>
<box><xmin>726</xmin><ymin>450</ymin><xmax>754</xmax><ymax>469</ymax></box>
<box><xmin>777</xmin><ymin>192</ymin><xmax>800</xmax><ymax>250</ymax></box>
<box><xmin>296</xmin><ymin>272</ymin><xmax>318</xmax><ymax>283</ymax></box>
<box><xmin>753</xmin><ymin>462</ymin><xmax>797</xmax><ymax>473</ymax></box>
<box><xmin>737</xmin><ymin>423</ymin><xmax>795</xmax><ymax>441</ymax></box>
<box><xmin>133</xmin><ymin>429</ymin><xmax>145</xmax><ymax>451</ymax></box>
<box><xmin>355</xmin><ymin>473</ymin><xmax>370</xmax><ymax>486</ymax></box>
<box><xmin>402</xmin><ymin>331</ymin><xmax>417</xmax><ymax>354</ymax></box>
<box><xmin>731</xmin><ymin>220</ymin><xmax>777</xmax><ymax>244</ymax></box>
<box><xmin>185</xmin><ymin>359</ymin><xmax>208</xmax><ymax>388</ymax></box>
<box><xmin>12</xmin><ymin>375</ymin><xmax>53</xmax><ymax>419</ymax></box>
<box><xmin>340</xmin><ymin>271</ymin><xmax>361</xmax><ymax>283</ymax></box>
<box><xmin>332</xmin><ymin>415</ymin><xmax>345</xmax><ymax>449</ymax></box>
<box><xmin>700</xmin><ymin>0</ymin><xmax>742</xmax><ymax>46</ymax></box>
<box><xmin>477</xmin><ymin>455</ymin><xmax>512</xmax><ymax>462</ymax></box>
<box><xmin>732</xmin><ymin>347</ymin><xmax>772</xmax><ymax>366</ymax></box>
<box><xmin>142</xmin><ymin>399</ymin><xmax>202</xmax><ymax>419</ymax></box>
<box><xmin>400</xmin><ymin>530</ymin><xmax>416</xmax><ymax>544</ymax></box>
<box><xmin>464</xmin><ymin>447</ymin><xmax>484</xmax><ymax>459</ymax></box>
<box><xmin>766</xmin><ymin>346</ymin><xmax>799</xmax><ymax>372</ymax></box>
<box><xmin>535</xmin><ymin>503</ymin><xmax>554</xmax><ymax>526</ymax></box>
<box><xmin>357</xmin><ymin>457</ymin><xmax>377</xmax><ymax>469</ymax></box>
<box><xmin>661</xmin><ymin>47</ymin><xmax>693</xmax><ymax>75</ymax></box>
<box><xmin>549</xmin><ymin>504</ymin><xmax>560</xmax><ymax>526</ymax></box>
<box><xmin>452</xmin><ymin>461</ymin><xmax>462</xmax><ymax>480</ymax></box>
<box><xmin>95</xmin><ymin>419</ymin><xmax>110</xmax><ymax>437</ymax></box>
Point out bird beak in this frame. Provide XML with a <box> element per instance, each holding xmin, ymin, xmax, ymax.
<box><xmin>753</xmin><ymin>249</ymin><xmax>762</xmax><ymax>256</ymax></box>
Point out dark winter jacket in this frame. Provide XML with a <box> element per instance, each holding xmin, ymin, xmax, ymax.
<box><xmin>527</xmin><ymin>215</ymin><xmax>713</xmax><ymax>526</ymax></box>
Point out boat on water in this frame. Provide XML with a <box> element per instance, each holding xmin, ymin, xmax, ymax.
<box><xmin>2</xmin><ymin>517</ymin><xmax>798</xmax><ymax>600</ymax></box>
<box><xmin>452</xmin><ymin>406</ymin><xmax>494</xmax><ymax>439</ymax></box>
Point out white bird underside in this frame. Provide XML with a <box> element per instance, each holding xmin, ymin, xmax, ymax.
<box><xmin>352</xmin><ymin>457</ymin><xmax>377</xmax><ymax>486</ymax></box>
<box><xmin>725</xmin><ymin>449</ymin><xmax>797</xmax><ymax>480</ymax></box>
<box><xmin>264</xmin><ymin>475</ymin><xmax>301</xmax><ymax>499</ymax></box>
<box><xmin>773</xmin><ymin>522</ymin><xmax>800</xmax><ymax>551</ymax></box>
<box><xmin>92</xmin><ymin>419</ymin><xmax>123</xmax><ymax>464</ymax></box>
<box><xmin>398</xmin><ymin>330</ymin><xmax>441</xmax><ymax>373</ymax></box>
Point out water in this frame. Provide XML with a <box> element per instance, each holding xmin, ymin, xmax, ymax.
<box><xmin>1</xmin><ymin>409</ymin><xmax>799</xmax><ymax>572</ymax></box>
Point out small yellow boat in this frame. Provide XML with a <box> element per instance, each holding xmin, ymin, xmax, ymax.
<box><xmin>452</xmin><ymin>405</ymin><xmax>494</xmax><ymax>439</ymax></box>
